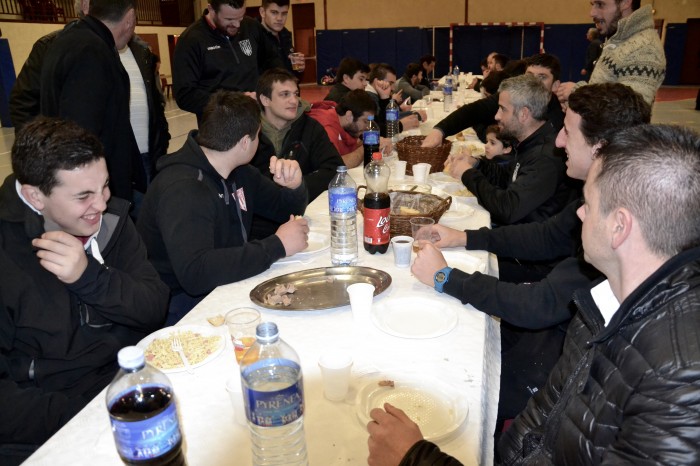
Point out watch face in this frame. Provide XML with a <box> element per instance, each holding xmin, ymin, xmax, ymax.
<box><xmin>436</xmin><ymin>272</ymin><xmax>446</xmax><ymax>283</ymax></box>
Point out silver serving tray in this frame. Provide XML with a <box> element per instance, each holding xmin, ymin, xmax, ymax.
<box><xmin>250</xmin><ymin>266</ymin><xmax>392</xmax><ymax>311</ymax></box>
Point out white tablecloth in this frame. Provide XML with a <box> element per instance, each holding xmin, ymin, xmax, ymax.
<box><xmin>25</xmin><ymin>167</ymin><xmax>501</xmax><ymax>466</ymax></box>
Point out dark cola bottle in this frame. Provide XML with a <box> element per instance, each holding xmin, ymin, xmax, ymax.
<box><xmin>106</xmin><ymin>346</ymin><xmax>186</xmax><ymax>466</ymax></box>
<box><xmin>363</xmin><ymin>151</ymin><xmax>391</xmax><ymax>254</ymax></box>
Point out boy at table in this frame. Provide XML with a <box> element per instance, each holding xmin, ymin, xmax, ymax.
<box><xmin>136</xmin><ymin>91</ymin><xmax>309</xmax><ymax>325</ymax></box>
<box><xmin>412</xmin><ymin>83</ymin><xmax>651</xmax><ymax>433</ymax></box>
<box><xmin>369</xmin><ymin>124</ymin><xmax>700</xmax><ymax>466</ymax></box>
<box><xmin>324</xmin><ymin>57</ymin><xmax>370</xmax><ymax>104</ymax></box>
<box><xmin>0</xmin><ymin>117</ymin><xmax>168</xmax><ymax>464</ymax></box>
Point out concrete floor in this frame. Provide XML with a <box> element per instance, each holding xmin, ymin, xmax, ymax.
<box><xmin>1</xmin><ymin>86</ymin><xmax>699</xmax><ymax>183</ymax></box>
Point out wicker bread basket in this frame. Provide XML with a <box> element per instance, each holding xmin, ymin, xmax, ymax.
<box><xmin>357</xmin><ymin>186</ymin><xmax>452</xmax><ymax>237</ymax></box>
<box><xmin>396</xmin><ymin>136</ymin><xmax>452</xmax><ymax>175</ymax></box>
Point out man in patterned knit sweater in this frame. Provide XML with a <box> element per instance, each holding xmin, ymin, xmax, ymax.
<box><xmin>556</xmin><ymin>0</ymin><xmax>665</xmax><ymax>106</ymax></box>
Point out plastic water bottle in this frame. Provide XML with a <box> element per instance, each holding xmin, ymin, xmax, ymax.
<box><xmin>452</xmin><ymin>65</ymin><xmax>460</xmax><ymax>89</ymax></box>
<box><xmin>363</xmin><ymin>115</ymin><xmax>380</xmax><ymax>166</ymax></box>
<box><xmin>443</xmin><ymin>76</ymin><xmax>453</xmax><ymax>113</ymax></box>
<box><xmin>240</xmin><ymin>322</ymin><xmax>308</xmax><ymax>466</ymax></box>
<box><xmin>328</xmin><ymin>166</ymin><xmax>358</xmax><ymax>265</ymax></box>
<box><xmin>106</xmin><ymin>347</ymin><xmax>186</xmax><ymax>466</ymax></box>
<box><xmin>385</xmin><ymin>99</ymin><xmax>400</xmax><ymax>143</ymax></box>
<box><xmin>364</xmin><ymin>152</ymin><xmax>391</xmax><ymax>254</ymax></box>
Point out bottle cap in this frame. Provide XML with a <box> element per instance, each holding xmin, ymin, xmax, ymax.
<box><xmin>256</xmin><ymin>322</ymin><xmax>280</xmax><ymax>343</ymax></box>
<box><xmin>367</xmin><ymin>115</ymin><xmax>374</xmax><ymax>120</ymax></box>
<box><xmin>337</xmin><ymin>165</ymin><xmax>348</xmax><ymax>173</ymax></box>
<box><xmin>372</xmin><ymin>152</ymin><xmax>382</xmax><ymax>160</ymax></box>
<box><xmin>117</xmin><ymin>346</ymin><xmax>145</xmax><ymax>370</ymax></box>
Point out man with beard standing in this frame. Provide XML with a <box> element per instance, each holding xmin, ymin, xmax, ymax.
<box><xmin>447</xmin><ymin>74</ymin><xmax>574</xmax><ymax>226</ymax></box>
<box><xmin>173</xmin><ymin>0</ymin><xmax>283</xmax><ymax>121</ymax></box>
<box><xmin>556</xmin><ymin>0</ymin><xmax>665</xmax><ymax>106</ymax></box>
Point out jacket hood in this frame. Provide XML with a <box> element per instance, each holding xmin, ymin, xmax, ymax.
<box><xmin>156</xmin><ymin>130</ymin><xmax>223</xmax><ymax>182</ymax></box>
<box><xmin>310</xmin><ymin>100</ymin><xmax>338</xmax><ymax>111</ymax></box>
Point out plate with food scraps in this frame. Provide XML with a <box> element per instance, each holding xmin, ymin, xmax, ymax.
<box><xmin>276</xmin><ymin>231</ymin><xmax>330</xmax><ymax>264</ymax></box>
<box><xmin>250</xmin><ymin>266</ymin><xmax>392</xmax><ymax>311</ymax></box>
<box><xmin>356</xmin><ymin>373</ymin><xmax>468</xmax><ymax>443</ymax></box>
<box><xmin>371</xmin><ymin>296</ymin><xmax>459</xmax><ymax>339</ymax></box>
<box><xmin>137</xmin><ymin>325</ymin><xmax>226</xmax><ymax>373</ymax></box>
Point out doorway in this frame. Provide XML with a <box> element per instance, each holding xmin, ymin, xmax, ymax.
<box><xmin>292</xmin><ymin>3</ymin><xmax>316</xmax><ymax>84</ymax></box>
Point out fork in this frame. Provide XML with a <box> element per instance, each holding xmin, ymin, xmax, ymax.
<box><xmin>171</xmin><ymin>336</ymin><xmax>194</xmax><ymax>375</ymax></box>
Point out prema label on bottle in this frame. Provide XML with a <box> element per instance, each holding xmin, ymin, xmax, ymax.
<box><xmin>110</xmin><ymin>402</ymin><xmax>181</xmax><ymax>461</ymax></box>
<box><xmin>386</xmin><ymin>109</ymin><xmax>399</xmax><ymax>122</ymax></box>
<box><xmin>363</xmin><ymin>130</ymin><xmax>379</xmax><ymax>145</ymax></box>
<box><xmin>329</xmin><ymin>189</ymin><xmax>357</xmax><ymax>214</ymax></box>
<box><xmin>363</xmin><ymin>208</ymin><xmax>390</xmax><ymax>244</ymax></box>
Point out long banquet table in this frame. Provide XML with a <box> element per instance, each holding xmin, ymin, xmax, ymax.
<box><xmin>25</xmin><ymin>165</ymin><xmax>501</xmax><ymax>466</ymax></box>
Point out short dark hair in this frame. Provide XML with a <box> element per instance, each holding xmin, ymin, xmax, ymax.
<box><xmin>481</xmin><ymin>70</ymin><xmax>507</xmax><ymax>96</ymax></box>
<box><xmin>492</xmin><ymin>53</ymin><xmax>510</xmax><ymax>69</ymax></box>
<box><xmin>368</xmin><ymin>63</ymin><xmax>396</xmax><ymax>82</ymax></box>
<box><xmin>196</xmin><ymin>91</ymin><xmax>261</xmax><ymax>152</ymax></box>
<box><xmin>261</xmin><ymin>0</ymin><xmax>289</xmax><ymax>7</ymax></box>
<box><xmin>337</xmin><ymin>57</ymin><xmax>369</xmax><ymax>81</ymax></box>
<box><xmin>502</xmin><ymin>59</ymin><xmax>527</xmax><ymax>78</ymax></box>
<box><xmin>419</xmin><ymin>55</ymin><xmax>436</xmax><ymax>66</ymax></box>
<box><xmin>403</xmin><ymin>63</ymin><xmax>422</xmax><ymax>80</ymax></box>
<box><xmin>210</xmin><ymin>0</ymin><xmax>245</xmax><ymax>12</ymax></box>
<box><xmin>526</xmin><ymin>53</ymin><xmax>561</xmax><ymax>82</ymax></box>
<box><xmin>568</xmin><ymin>83</ymin><xmax>651</xmax><ymax>146</ymax></box>
<box><xmin>12</xmin><ymin>117</ymin><xmax>104</xmax><ymax>195</ymax></box>
<box><xmin>595</xmin><ymin>124</ymin><xmax>700</xmax><ymax>257</ymax></box>
<box><xmin>256</xmin><ymin>67</ymin><xmax>298</xmax><ymax>109</ymax></box>
<box><xmin>486</xmin><ymin>124</ymin><xmax>514</xmax><ymax>149</ymax></box>
<box><xmin>89</xmin><ymin>0</ymin><xmax>135</xmax><ymax>22</ymax></box>
<box><xmin>336</xmin><ymin>90</ymin><xmax>376</xmax><ymax>120</ymax></box>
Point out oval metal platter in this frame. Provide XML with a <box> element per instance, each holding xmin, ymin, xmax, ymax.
<box><xmin>250</xmin><ymin>266</ymin><xmax>392</xmax><ymax>311</ymax></box>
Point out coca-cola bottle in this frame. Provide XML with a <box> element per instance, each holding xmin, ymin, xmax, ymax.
<box><xmin>363</xmin><ymin>152</ymin><xmax>391</xmax><ymax>254</ymax></box>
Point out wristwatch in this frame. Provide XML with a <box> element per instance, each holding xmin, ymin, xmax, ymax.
<box><xmin>434</xmin><ymin>267</ymin><xmax>453</xmax><ymax>293</ymax></box>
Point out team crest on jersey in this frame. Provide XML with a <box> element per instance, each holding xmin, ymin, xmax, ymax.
<box><xmin>239</xmin><ymin>39</ymin><xmax>253</xmax><ymax>56</ymax></box>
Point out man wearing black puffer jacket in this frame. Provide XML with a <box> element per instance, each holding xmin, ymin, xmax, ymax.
<box><xmin>368</xmin><ymin>124</ymin><xmax>700</xmax><ymax>466</ymax></box>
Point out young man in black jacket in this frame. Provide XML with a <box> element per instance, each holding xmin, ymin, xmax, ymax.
<box><xmin>258</xmin><ymin>0</ymin><xmax>304</xmax><ymax>76</ymax></box>
<box><xmin>172</xmin><ymin>0</ymin><xmax>283</xmax><ymax>121</ymax></box>
<box><xmin>412</xmin><ymin>83</ymin><xmax>651</xmax><ymax>432</ymax></box>
<box><xmin>137</xmin><ymin>91</ymin><xmax>309</xmax><ymax>324</ymax></box>
<box><xmin>0</xmin><ymin>118</ymin><xmax>168</xmax><ymax>465</ymax></box>
<box><xmin>369</xmin><ymin>124</ymin><xmax>700</xmax><ymax>466</ymax></box>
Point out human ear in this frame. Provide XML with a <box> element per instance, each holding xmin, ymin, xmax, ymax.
<box><xmin>20</xmin><ymin>185</ymin><xmax>46</xmax><ymax>211</ymax></box>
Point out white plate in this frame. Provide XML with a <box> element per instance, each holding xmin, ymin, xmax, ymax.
<box><xmin>442</xmin><ymin>250</ymin><xmax>487</xmax><ymax>274</ymax></box>
<box><xmin>356</xmin><ymin>373</ymin><xmax>469</xmax><ymax>443</ymax></box>
<box><xmin>276</xmin><ymin>231</ymin><xmax>330</xmax><ymax>264</ymax></box>
<box><xmin>137</xmin><ymin>325</ymin><xmax>226</xmax><ymax>373</ymax></box>
<box><xmin>371</xmin><ymin>296</ymin><xmax>459</xmax><ymax>339</ymax></box>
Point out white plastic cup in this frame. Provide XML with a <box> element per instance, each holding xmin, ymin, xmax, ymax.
<box><xmin>424</xmin><ymin>106</ymin><xmax>434</xmax><ymax>120</ymax></box>
<box><xmin>393</xmin><ymin>160</ymin><xmax>407</xmax><ymax>179</ymax></box>
<box><xmin>318</xmin><ymin>351</ymin><xmax>354</xmax><ymax>402</ymax></box>
<box><xmin>346</xmin><ymin>282</ymin><xmax>375</xmax><ymax>327</ymax></box>
<box><xmin>391</xmin><ymin>235</ymin><xmax>414</xmax><ymax>268</ymax></box>
<box><xmin>225</xmin><ymin>378</ymin><xmax>247</xmax><ymax>425</ymax></box>
<box><xmin>412</xmin><ymin>163</ymin><xmax>431</xmax><ymax>183</ymax></box>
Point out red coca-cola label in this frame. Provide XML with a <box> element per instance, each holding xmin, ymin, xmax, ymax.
<box><xmin>364</xmin><ymin>208</ymin><xmax>390</xmax><ymax>245</ymax></box>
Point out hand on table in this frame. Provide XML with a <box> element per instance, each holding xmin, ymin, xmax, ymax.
<box><xmin>275</xmin><ymin>215</ymin><xmax>309</xmax><ymax>256</ymax></box>
<box><xmin>367</xmin><ymin>403</ymin><xmax>424</xmax><ymax>466</ymax></box>
<box><xmin>32</xmin><ymin>231</ymin><xmax>89</xmax><ymax>284</ymax></box>
<box><xmin>421</xmin><ymin>129</ymin><xmax>443</xmax><ymax>147</ymax></box>
<box><xmin>379</xmin><ymin>137</ymin><xmax>393</xmax><ymax>155</ymax></box>
<box><xmin>269</xmin><ymin>156</ymin><xmax>303</xmax><ymax>189</ymax></box>
<box><xmin>446</xmin><ymin>153</ymin><xmax>478</xmax><ymax>180</ymax></box>
<box><xmin>400</xmin><ymin>114</ymin><xmax>420</xmax><ymax>130</ymax></box>
<box><xmin>411</xmin><ymin>242</ymin><xmax>448</xmax><ymax>287</ymax></box>
<box><xmin>431</xmin><ymin>224</ymin><xmax>468</xmax><ymax>249</ymax></box>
